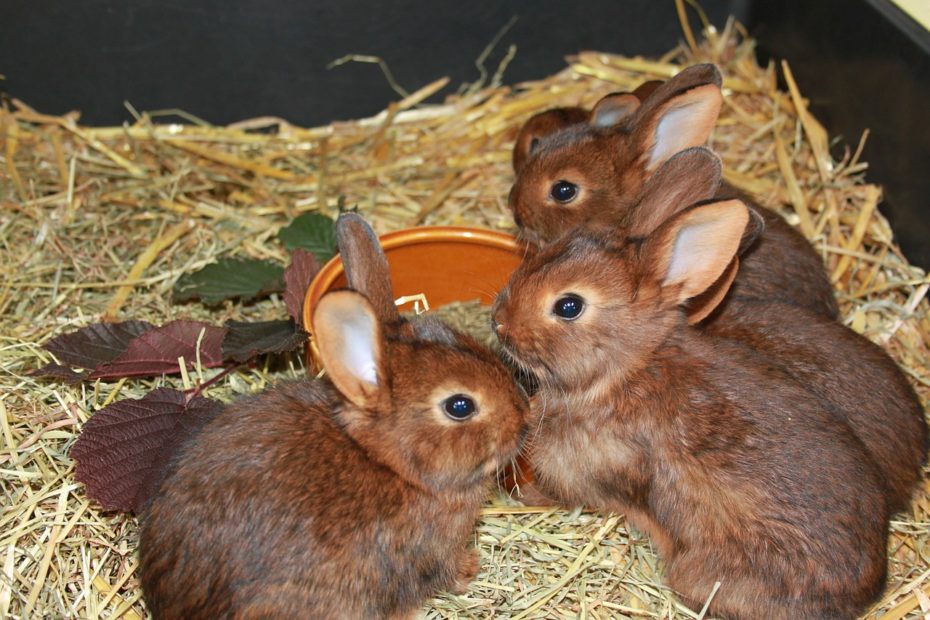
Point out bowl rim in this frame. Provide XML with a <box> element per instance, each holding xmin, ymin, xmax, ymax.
<box><xmin>301</xmin><ymin>225</ymin><xmax>521</xmax><ymax>333</ymax></box>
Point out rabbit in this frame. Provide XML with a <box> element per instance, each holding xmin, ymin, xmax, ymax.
<box><xmin>138</xmin><ymin>213</ymin><xmax>529</xmax><ymax>620</ymax></box>
<box><xmin>622</xmin><ymin>146</ymin><xmax>928</xmax><ymax>513</ymax></box>
<box><xmin>509</xmin><ymin>63</ymin><xmax>839</xmax><ymax>319</ymax></box>
<box><xmin>491</xmin><ymin>199</ymin><xmax>890</xmax><ymax>619</ymax></box>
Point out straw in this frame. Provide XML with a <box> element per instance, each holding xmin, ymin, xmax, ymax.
<box><xmin>1</xmin><ymin>18</ymin><xmax>928</xmax><ymax>620</ymax></box>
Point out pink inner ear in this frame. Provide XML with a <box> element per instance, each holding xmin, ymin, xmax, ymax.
<box><xmin>340</xmin><ymin>316</ymin><xmax>378</xmax><ymax>386</ymax></box>
<box><xmin>660</xmin><ymin>200</ymin><xmax>748</xmax><ymax>303</ymax></box>
<box><xmin>666</xmin><ymin>219</ymin><xmax>719</xmax><ymax>284</ymax></box>
<box><xmin>313</xmin><ymin>290</ymin><xmax>383</xmax><ymax>408</ymax></box>
<box><xmin>646</xmin><ymin>85</ymin><xmax>722</xmax><ymax>171</ymax></box>
<box><xmin>590</xmin><ymin>93</ymin><xmax>640</xmax><ymax>128</ymax></box>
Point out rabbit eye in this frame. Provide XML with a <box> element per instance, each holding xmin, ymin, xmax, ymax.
<box><xmin>550</xmin><ymin>180</ymin><xmax>578</xmax><ymax>203</ymax></box>
<box><xmin>443</xmin><ymin>394</ymin><xmax>477</xmax><ymax>421</ymax></box>
<box><xmin>553</xmin><ymin>294</ymin><xmax>585</xmax><ymax>320</ymax></box>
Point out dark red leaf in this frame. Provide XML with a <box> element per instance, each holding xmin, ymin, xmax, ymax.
<box><xmin>222</xmin><ymin>319</ymin><xmax>308</xmax><ymax>363</ymax></box>
<box><xmin>88</xmin><ymin>320</ymin><xmax>227</xmax><ymax>380</ymax></box>
<box><xmin>71</xmin><ymin>388</ymin><xmax>222</xmax><ymax>514</ymax></box>
<box><xmin>41</xmin><ymin>320</ymin><xmax>155</xmax><ymax>369</ymax></box>
<box><xmin>283</xmin><ymin>248</ymin><xmax>321</xmax><ymax>326</ymax></box>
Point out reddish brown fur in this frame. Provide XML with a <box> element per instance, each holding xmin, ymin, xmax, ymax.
<box><xmin>704</xmin><ymin>298</ymin><xmax>928</xmax><ymax>512</ymax></box>
<box><xmin>512</xmin><ymin>80</ymin><xmax>663</xmax><ymax>175</ymax></box>
<box><xmin>492</xmin><ymin>202</ymin><xmax>890</xmax><ymax>619</ymax></box>
<box><xmin>508</xmin><ymin>64</ymin><xmax>839</xmax><ymax>319</ymax></box>
<box><xmin>508</xmin><ymin>73</ymin><xmax>925</xmax><ymax>512</ymax></box>
<box><xmin>139</xmin><ymin>214</ymin><xmax>528</xmax><ymax>619</ymax></box>
<box><xmin>512</xmin><ymin>106</ymin><xmax>589</xmax><ymax>174</ymax></box>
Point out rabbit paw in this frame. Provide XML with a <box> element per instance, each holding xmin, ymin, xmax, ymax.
<box><xmin>452</xmin><ymin>548</ymin><xmax>479</xmax><ymax>594</ymax></box>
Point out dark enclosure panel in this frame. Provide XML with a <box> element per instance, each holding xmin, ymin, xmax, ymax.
<box><xmin>3</xmin><ymin>0</ymin><xmax>927</xmax><ymax>267</ymax></box>
<box><xmin>2</xmin><ymin>0</ymin><xmax>744</xmax><ymax>126</ymax></box>
<box><xmin>750</xmin><ymin>0</ymin><xmax>930</xmax><ymax>269</ymax></box>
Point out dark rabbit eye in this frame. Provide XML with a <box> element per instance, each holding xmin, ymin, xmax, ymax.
<box><xmin>553</xmin><ymin>294</ymin><xmax>585</xmax><ymax>320</ymax></box>
<box><xmin>550</xmin><ymin>180</ymin><xmax>578</xmax><ymax>203</ymax></box>
<box><xmin>443</xmin><ymin>394</ymin><xmax>477</xmax><ymax>421</ymax></box>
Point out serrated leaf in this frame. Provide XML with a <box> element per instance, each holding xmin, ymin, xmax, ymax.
<box><xmin>71</xmin><ymin>388</ymin><xmax>222</xmax><ymax>514</ymax></box>
<box><xmin>283</xmin><ymin>248</ymin><xmax>321</xmax><ymax>325</ymax></box>
<box><xmin>222</xmin><ymin>319</ymin><xmax>308</xmax><ymax>363</ymax></box>
<box><xmin>40</xmin><ymin>320</ymin><xmax>155</xmax><ymax>368</ymax></box>
<box><xmin>277</xmin><ymin>213</ymin><xmax>337</xmax><ymax>262</ymax></box>
<box><xmin>173</xmin><ymin>258</ymin><xmax>285</xmax><ymax>306</ymax></box>
<box><xmin>88</xmin><ymin>320</ymin><xmax>227</xmax><ymax>380</ymax></box>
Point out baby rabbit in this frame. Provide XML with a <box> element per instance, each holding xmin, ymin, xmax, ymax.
<box><xmin>492</xmin><ymin>200</ymin><xmax>889</xmax><ymax>619</ymax></box>
<box><xmin>509</xmin><ymin>63</ymin><xmax>839</xmax><ymax>319</ymax></box>
<box><xmin>139</xmin><ymin>213</ymin><xmax>528</xmax><ymax>620</ymax></box>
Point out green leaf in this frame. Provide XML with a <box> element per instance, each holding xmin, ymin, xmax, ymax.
<box><xmin>277</xmin><ymin>213</ymin><xmax>337</xmax><ymax>262</ymax></box>
<box><xmin>173</xmin><ymin>258</ymin><xmax>285</xmax><ymax>306</ymax></box>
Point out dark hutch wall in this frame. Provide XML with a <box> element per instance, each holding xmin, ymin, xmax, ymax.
<box><xmin>3</xmin><ymin>0</ymin><xmax>928</xmax><ymax>268</ymax></box>
<box><xmin>749</xmin><ymin>0</ymin><xmax>930</xmax><ymax>270</ymax></box>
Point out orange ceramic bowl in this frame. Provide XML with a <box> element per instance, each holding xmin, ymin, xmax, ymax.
<box><xmin>302</xmin><ymin>226</ymin><xmax>525</xmax><ymax>372</ymax></box>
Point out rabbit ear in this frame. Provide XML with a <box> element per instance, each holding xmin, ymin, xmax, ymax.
<box><xmin>684</xmin><ymin>257</ymin><xmax>739</xmax><ymax>325</ymax></box>
<box><xmin>629</xmin><ymin>147</ymin><xmax>722</xmax><ymax>236</ymax></box>
<box><xmin>335</xmin><ymin>213</ymin><xmax>399</xmax><ymax>323</ymax></box>
<box><xmin>513</xmin><ymin>107</ymin><xmax>589</xmax><ymax>173</ymax></box>
<box><xmin>682</xmin><ymin>206</ymin><xmax>764</xmax><ymax>324</ymax></box>
<box><xmin>642</xmin><ymin>199</ymin><xmax>749</xmax><ymax>307</ymax></box>
<box><xmin>629</xmin><ymin>64</ymin><xmax>723</xmax><ymax>172</ymax></box>
<box><xmin>631</xmin><ymin>79</ymin><xmax>664</xmax><ymax>101</ymax></box>
<box><xmin>313</xmin><ymin>290</ymin><xmax>385</xmax><ymax>409</ymax></box>
<box><xmin>739</xmin><ymin>206</ymin><xmax>766</xmax><ymax>255</ymax></box>
<box><xmin>589</xmin><ymin>92</ymin><xmax>641</xmax><ymax>128</ymax></box>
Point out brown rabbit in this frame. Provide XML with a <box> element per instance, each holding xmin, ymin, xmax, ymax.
<box><xmin>509</xmin><ymin>63</ymin><xmax>839</xmax><ymax>319</ymax></box>
<box><xmin>492</xmin><ymin>200</ymin><xmax>889</xmax><ymax>619</ymax></box>
<box><xmin>138</xmin><ymin>213</ymin><xmax>528</xmax><ymax>620</ymax></box>
<box><xmin>626</xmin><ymin>148</ymin><xmax>928</xmax><ymax>513</ymax></box>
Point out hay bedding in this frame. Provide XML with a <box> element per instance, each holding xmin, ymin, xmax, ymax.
<box><xmin>1</xmin><ymin>15</ymin><xmax>929</xmax><ymax>619</ymax></box>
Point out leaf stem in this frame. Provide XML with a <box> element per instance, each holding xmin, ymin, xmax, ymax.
<box><xmin>187</xmin><ymin>363</ymin><xmax>240</xmax><ymax>400</ymax></box>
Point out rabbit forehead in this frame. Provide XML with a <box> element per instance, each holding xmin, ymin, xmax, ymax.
<box><xmin>530</xmin><ymin>127</ymin><xmax>621</xmax><ymax>171</ymax></box>
<box><xmin>514</xmin><ymin>234</ymin><xmax>635</xmax><ymax>296</ymax></box>
<box><xmin>520</xmin><ymin>107</ymin><xmax>589</xmax><ymax>143</ymax></box>
<box><xmin>387</xmin><ymin>337</ymin><xmax>514</xmax><ymax>398</ymax></box>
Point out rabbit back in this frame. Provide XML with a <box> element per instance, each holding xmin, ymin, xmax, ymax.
<box><xmin>704</xmin><ymin>298</ymin><xmax>928</xmax><ymax>512</ymax></box>
<box><xmin>713</xmin><ymin>188</ymin><xmax>839</xmax><ymax>318</ymax></box>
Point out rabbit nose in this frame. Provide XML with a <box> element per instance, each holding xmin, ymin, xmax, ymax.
<box><xmin>491</xmin><ymin>305</ymin><xmax>506</xmax><ymax>334</ymax></box>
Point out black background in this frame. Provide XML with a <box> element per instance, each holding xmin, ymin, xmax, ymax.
<box><xmin>3</xmin><ymin>0</ymin><xmax>928</xmax><ymax>267</ymax></box>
